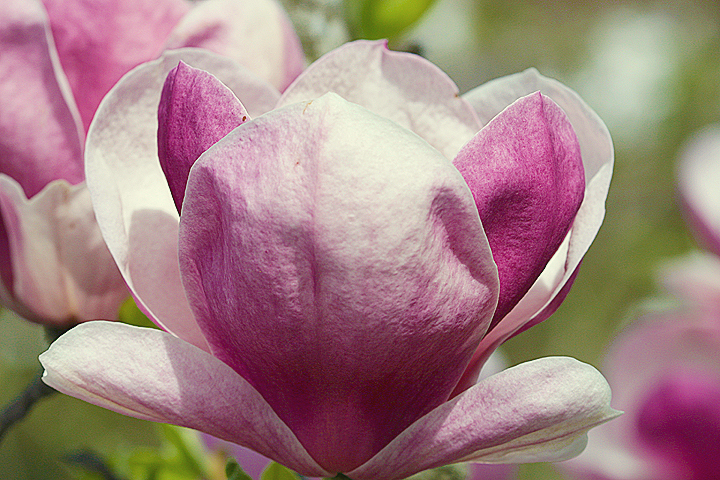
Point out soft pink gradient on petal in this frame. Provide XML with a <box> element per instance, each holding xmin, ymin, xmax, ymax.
<box><xmin>39</xmin><ymin>321</ymin><xmax>331</xmax><ymax>478</ymax></box>
<box><xmin>178</xmin><ymin>94</ymin><xmax>498</xmax><ymax>472</ymax></box>
<box><xmin>158</xmin><ymin>61</ymin><xmax>249</xmax><ymax>213</ymax></box>
<box><xmin>347</xmin><ymin>357</ymin><xmax>618</xmax><ymax>480</ymax></box>
<box><xmin>0</xmin><ymin>0</ymin><xmax>84</xmax><ymax>198</ymax></box>
<box><xmin>0</xmin><ymin>177</ymin><xmax>128</xmax><ymax>326</ymax></box>
<box><xmin>677</xmin><ymin>125</ymin><xmax>720</xmax><ymax>256</ymax></box>
<box><xmin>454</xmin><ymin>92</ymin><xmax>584</xmax><ymax>330</ymax></box>
<box><xmin>278</xmin><ymin>40</ymin><xmax>481</xmax><ymax>160</ymax></box>
<box><xmin>456</xmin><ymin>69</ymin><xmax>613</xmax><ymax>389</ymax></box>
<box><xmin>164</xmin><ymin>0</ymin><xmax>304</xmax><ymax>91</ymax></box>
<box><xmin>41</xmin><ymin>0</ymin><xmax>190</xmax><ymax>131</ymax></box>
<box><xmin>86</xmin><ymin>49</ymin><xmax>280</xmax><ymax>351</ymax></box>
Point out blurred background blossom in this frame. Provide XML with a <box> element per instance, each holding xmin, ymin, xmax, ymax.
<box><xmin>2</xmin><ymin>0</ymin><xmax>720</xmax><ymax>479</ymax></box>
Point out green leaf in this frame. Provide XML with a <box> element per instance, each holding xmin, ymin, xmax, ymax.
<box><xmin>260</xmin><ymin>462</ymin><xmax>300</xmax><ymax>480</ymax></box>
<box><xmin>226</xmin><ymin>458</ymin><xmax>253</xmax><ymax>480</ymax></box>
<box><xmin>345</xmin><ymin>0</ymin><xmax>438</xmax><ymax>40</ymax></box>
<box><xmin>118</xmin><ymin>297</ymin><xmax>157</xmax><ymax>329</ymax></box>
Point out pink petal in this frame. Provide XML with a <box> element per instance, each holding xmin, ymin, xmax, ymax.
<box><xmin>348</xmin><ymin>357</ymin><xmax>620</xmax><ymax>480</ymax></box>
<box><xmin>41</xmin><ymin>0</ymin><xmax>190</xmax><ymax>131</ymax></box>
<box><xmin>158</xmin><ymin>61</ymin><xmax>249</xmax><ymax>213</ymax></box>
<box><xmin>178</xmin><ymin>93</ymin><xmax>498</xmax><ymax>472</ymax></box>
<box><xmin>457</xmin><ymin>69</ymin><xmax>613</xmax><ymax>384</ymax></box>
<box><xmin>677</xmin><ymin>125</ymin><xmax>720</xmax><ymax>256</ymax></box>
<box><xmin>0</xmin><ymin>0</ymin><xmax>84</xmax><ymax>198</ymax></box>
<box><xmin>86</xmin><ymin>49</ymin><xmax>279</xmax><ymax>352</ymax></box>
<box><xmin>454</xmin><ymin>92</ymin><xmax>584</xmax><ymax>329</ymax></box>
<box><xmin>39</xmin><ymin>321</ymin><xmax>331</xmax><ymax>478</ymax></box>
<box><xmin>0</xmin><ymin>177</ymin><xmax>128</xmax><ymax>326</ymax></box>
<box><xmin>164</xmin><ymin>0</ymin><xmax>305</xmax><ymax>91</ymax></box>
<box><xmin>277</xmin><ymin>40</ymin><xmax>481</xmax><ymax>160</ymax></box>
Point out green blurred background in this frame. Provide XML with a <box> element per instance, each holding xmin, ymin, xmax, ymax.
<box><xmin>2</xmin><ymin>0</ymin><xmax>720</xmax><ymax>478</ymax></box>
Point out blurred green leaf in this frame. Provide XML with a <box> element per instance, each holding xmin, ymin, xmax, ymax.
<box><xmin>118</xmin><ymin>297</ymin><xmax>157</xmax><ymax>329</ymax></box>
<box><xmin>345</xmin><ymin>0</ymin><xmax>437</xmax><ymax>40</ymax></box>
<box><xmin>226</xmin><ymin>457</ymin><xmax>253</xmax><ymax>480</ymax></box>
<box><xmin>260</xmin><ymin>462</ymin><xmax>300</xmax><ymax>480</ymax></box>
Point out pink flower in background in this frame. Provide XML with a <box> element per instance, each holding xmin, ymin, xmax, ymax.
<box><xmin>0</xmin><ymin>0</ymin><xmax>303</xmax><ymax>326</ymax></box>
<box><xmin>559</xmin><ymin>254</ymin><xmax>720</xmax><ymax>480</ymax></box>
<box><xmin>41</xmin><ymin>42</ymin><xmax>616</xmax><ymax>479</ymax></box>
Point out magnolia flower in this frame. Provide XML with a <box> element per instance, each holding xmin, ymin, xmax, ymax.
<box><xmin>559</xmin><ymin>253</ymin><xmax>720</xmax><ymax>480</ymax></box>
<box><xmin>0</xmin><ymin>0</ymin><xmax>303</xmax><ymax>326</ymax></box>
<box><xmin>205</xmin><ymin>351</ymin><xmax>518</xmax><ymax>480</ymax></box>
<box><xmin>41</xmin><ymin>42</ymin><xmax>617</xmax><ymax>479</ymax></box>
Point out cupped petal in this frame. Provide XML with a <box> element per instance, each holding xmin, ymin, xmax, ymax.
<box><xmin>458</xmin><ymin>68</ymin><xmax>613</xmax><ymax>381</ymax></box>
<box><xmin>277</xmin><ymin>40</ymin><xmax>481</xmax><ymax>160</ymax></box>
<box><xmin>453</xmin><ymin>92</ymin><xmax>584</xmax><ymax>329</ymax></box>
<box><xmin>348</xmin><ymin>357</ymin><xmax>620</xmax><ymax>480</ymax></box>
<box><xmin>0</xmin><ymin>0</ymin><xmax>84</xmax><ymax>197</ymax></box>
<box><xmin>677</xmin><ymin>124</ymin><xmax>720</xmax><ymax>255</ymax></box>
<box><xmin>40</xmin><ymin>0</ymin><xmax>191</xmax><ymax>131</ymax></box>
<box><xmin>39</xmin><ymin>321</ymin><xmax>331</xmax><ymax>478</ymax></box>
<box><xmin>158</xmin><ymin>61</ymin><xmax>250</xmax><ymax>213</ymax></box>
<box><xmin>0</xmin><ymin>176</ymin><xmax>128</xmax><ymax>326</ymax></box>
<box><xmin>86</xmin><ymin>48</ymin><xmax>280</xmax><ymax>351</ymax></box>
<box><xmin>179</xmin><ymin>93</ymin><xmax>499</xmax><ymax>472</ymax></box>
<box><xmin>164</xmin><ymin>0</ymin><xmax>304</xmax><ymax>91</ymax></box>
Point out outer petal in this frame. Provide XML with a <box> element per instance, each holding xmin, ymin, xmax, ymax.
<box><xmin>0</xmin><ymin>0</ymin><xmax>84</xmax><ymax>197</ymax></box>
<box><xmin>39</xmin><ymin>321</ymin><xmax>331</xmax><ymax>478</ymax></box>
<box><xmin>348</xmin><ymin>357</ymin><xmax>619</xmax><ymax>480</ymax></box>
<box><xmin>178</xmin><ymin>93</ymin><xmax>499</xmax><ymax>472</ymax></box>
<box><xmin>677</xmin><ymin>124</ymin><xmax>720</xmax><ymax>255</ymax></box>
<box><xmin>453</xmin><ymin>92</ymin><xmax>584</xmax><ymax>329</ymax></box>
<box><xmin>158</xmin><ymin>61</ymin><xmax>250</xmax><ymax>213</ymax></box>
<box><xmin>40</xmin><ymin>0</ymin><xmax>191</xmax><ymax>131</ymax></box>
<box><xmin>277</xmin><ymin>40</ymin><xmax>481</xmax><ymax>160</ymax></box>
<box><xmin>459</xmin><ymin>68</ymin><xmax>613</xmax><ymax>377</ymax></box>
<box><xmin>0</xmin><ymin>176</ymin><xmax>128</xmax><ymax>326</ymax></box>
<box><xmin>85</xmin><ymin>48</ymin><xmax>279</xmax><ymax>351</ymax></box>
<box><xmin>164</xmin><ymin>0</ymin><xmax>304</xmax><ymax>91</ymax></box>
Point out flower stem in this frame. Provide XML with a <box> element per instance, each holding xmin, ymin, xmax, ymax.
<box><xmin>0</xmin><ymin>371</ymin><xmax>56</xmax><ymax>443</ymax></box>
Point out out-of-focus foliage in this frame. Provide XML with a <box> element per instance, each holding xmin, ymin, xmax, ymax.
<box><xmin>344</xmin><ymin>0</ymin><xmax>437</xmax><ymax>40</ymax></box>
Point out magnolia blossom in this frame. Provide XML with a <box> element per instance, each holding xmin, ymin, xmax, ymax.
<box><xmin>205</xmin><ymin>351</ymin><xmax>518</xmax><ymax>480</ymax></box>
<box><xmin>41</xmin><ymin>41</ymin><xmax>616</xmax><ymax>479</ymax></box>
<box><xmin>0</xmin><ymin>0</ymin><xmax>303</xmax><ymax>326</ymax></box>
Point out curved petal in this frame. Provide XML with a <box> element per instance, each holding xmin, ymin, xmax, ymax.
<box><xmin>39</xmin><ymin>321</ymin><xmax>331</xmax><ymax>478</ymax></box>
<box><xmin>164</xmin><ymin>0</ymin><xmax>304</xmax><ymax>91</ymax></box>
<box><xmin>459</xmin><ymin>68</ymin><xmax>613</xmax><ymax>376</ymax></box>
<box><xmin>158</xmin><ymin>61</ymin><xmax>250</xmax><ymax>213</ymax></box>
<box><xmin>0</xmin><ymin>0</ymin><xmax>84</xmax><ymax>197</ymax></box>
<box><xmin>86</xmin><ymin>48</ymin><xmax>280</xmax><ymax>351</ymax></box>
<box><xmin>453</xmin><ymin>92</ymin><xmax>584</xmax><ymax>329</ymax></box>
<box><xmin>40</xmin><ymin>0</ymin><xmax>190</xmax><ymax>131</ymax></box>
<box><xmin>677</xmin><ymin>124</ymin><xmax>720</xmax><ymax>256</ymax></box>
<box><xmin>277</xmin><ymin>40</ymin><xmax>481</xmax><ymax>160</ymax></box>
<box><xmin>348</xmin><ymin>357</ymin><xmax>620</xmax><ymax>480</ymax></box>
<box><xmin>178</xmin><ymin>93</ymin><xmax>499</xmax><ymax>472</ymax></box>
<box><xmin>0</xmin><ymin>176</ymin><xmax>128</xmax><ymax>326</ymax></box>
